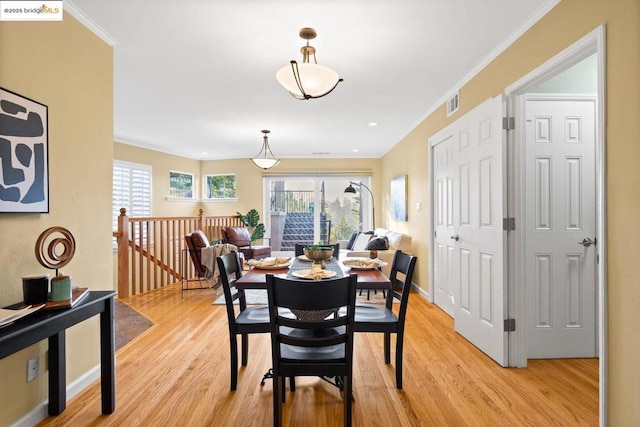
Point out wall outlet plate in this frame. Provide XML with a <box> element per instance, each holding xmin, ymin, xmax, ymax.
<box><xmin>27</xmin><ymin>356</ymin><xmax>39</xmax><ymax>382</ymax></box>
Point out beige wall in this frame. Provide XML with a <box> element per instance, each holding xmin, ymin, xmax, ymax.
<box><xmin>114</xmin><ymin>142</ymin><xmax>202</xmax><ymax>217</ymax></box>
<box><xmin>0</xmin><ymin>14</ymin><xmax>113</xmax><ymax>424</ymax></box>
<box><xmin>382</xmin><ymin>0</ymin><xmax>640</xmax><ymax>423</ymax></box>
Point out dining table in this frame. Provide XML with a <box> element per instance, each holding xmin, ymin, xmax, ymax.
<box><xmin>234</xmin><ymin>256</ymin><xmax>392</xmax><ymax>291</ymax></box>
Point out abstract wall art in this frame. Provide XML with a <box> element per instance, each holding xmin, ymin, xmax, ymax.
<box><xmin>0</xmin><ymin>87</ymin><xmax>49</xmax><ymax>213</ymax></box>
<box><xmin>391</xmin><ymin>174</ymin><xmax>407</xmax><ymax>221</ymax></box>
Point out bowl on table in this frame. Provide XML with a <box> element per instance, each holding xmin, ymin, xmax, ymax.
<box><xmin>303</xmin><ymin>247</ymin><xmax>335</xmax><ymax>266</ymax></box>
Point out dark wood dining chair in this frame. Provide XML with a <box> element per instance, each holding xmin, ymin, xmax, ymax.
<box><xmin>351</xmin><ymin>250</ymin><xmax>417</xmax><ymax>389</ymax></box>
<box><xmin>266</xmin><ymin>273</ymin><xmax>358</xmax><ymax>427</ymax></box>
<box><xmin>216</xmin><ymin>251</ymin><xmax>271</xmax><ymax>391</ymax></box>
<box><xmin>294</xmin><ymin>242</ymin><xmax>340</xmax><ymax>258</ymax></box>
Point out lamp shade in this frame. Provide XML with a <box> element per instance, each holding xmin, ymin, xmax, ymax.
<box><xmin>344</xmin><ymin>184</ymin><xmax>357</xmax><ymax>194</ymax></box>
<box><xmin>251</xmin><ymin>130</ymin><xmax>280</xmax><ymax>170</ymax></box>
<box><xmin>276</xmin><ymin>62</ymin><xmax>341</xmax><ymax>99</ymax></box>
<box><xmin>252</xmin><ymin>157</ymin><xmax>280</xmax><ymax>169</ymax></box>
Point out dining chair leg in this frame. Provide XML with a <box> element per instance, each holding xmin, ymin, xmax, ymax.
<box><xmin>281</xmin><ymin>376</ymin><xmax>286</xmax><ymax>403</ymax></box>
<box><xmin>230</xmin><ymin>335</ymin><xmax>238</xmax><ymax>391</ymax></box>
<box><xmin>396</xmin><ymin>335</ymin><xmax>404</xmax><ymax>389</ymax></box>
<box><xmin>344</xmin><ymin>375</ymin><xmax>353</xmax><ymax>427</ymax></box>
<box><xmin>241</xmin><ymin>333</ymin><xmax>249</xmax><ymax>366</ymax></box>
<box><xmin>384</xmin><ymin>332</ymin><xmax>391</xmax><ymax>364</ymax></box>
<box><xmin>273</xmin><ymin>374</ymin><xmax>282</xmax><ymax>427</ymax></box>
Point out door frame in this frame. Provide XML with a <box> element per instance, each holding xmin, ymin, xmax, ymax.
<box><xmin>505</xmin><ymin>24</ymin><xmax>607</xmax><ymax>420</ymax></box>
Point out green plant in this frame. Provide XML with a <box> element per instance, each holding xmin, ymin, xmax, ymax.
<box><xmin>237</xmin><ymin>209</ymin><xmax>265</xmax><ymax>242</ymax></box>
<box><xmin>210</xmin><ymin>237</ymin><xmax>221</xmax><ymax>245</ymax></box>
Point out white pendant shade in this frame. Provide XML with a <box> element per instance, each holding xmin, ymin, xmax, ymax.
<box><xmin>251</xmin><ymin>130</ymin><xmax>280</xmax><ymax>170</ymax></box>
<box><xmin>276</xmin><ymin>62</ymin><xmax>341</xmax><ymax>99</ymax></box>
<box><xmin>252</xmin><ymin>157</ymin><xmax>280</xmax><ymax>169</ymax></box>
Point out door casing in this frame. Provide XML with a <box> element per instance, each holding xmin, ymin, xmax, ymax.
<box><xmin>505</xmin><ymin>25</ymin><xmax>606</xmax><ymax>423</ymax></box>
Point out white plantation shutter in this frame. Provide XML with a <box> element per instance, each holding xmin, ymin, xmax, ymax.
<box><xmin>113</xmin><ymin>161</ymin><xmax>151</xmax><ymax>245</ymax></box>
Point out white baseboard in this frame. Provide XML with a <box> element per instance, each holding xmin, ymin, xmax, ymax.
<box><xmin>11</xmin><ymin>363</ymin><xmax>103</xmax><ymax>427</ymax></box>
<box><xmin>412</xmin><ymin>282</ymin><xmax>430</xmax><ymax>301</ymax></box>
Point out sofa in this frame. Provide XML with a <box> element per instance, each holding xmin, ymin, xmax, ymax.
<box><xmin>339</xmin><ymin>228</ymin><xmax>412</xmax><ymax>277</ymax></box>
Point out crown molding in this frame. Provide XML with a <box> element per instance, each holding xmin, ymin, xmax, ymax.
<box><xmin>65</xmin><ymin>0</ymin><xmax>118</xmax><ymax>46</ymax></box>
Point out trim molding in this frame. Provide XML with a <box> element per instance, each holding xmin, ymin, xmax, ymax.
<box><xmin>65</xmin><ymin>1</ymin><xmax>118</xmax><ymax>46</ymax></box>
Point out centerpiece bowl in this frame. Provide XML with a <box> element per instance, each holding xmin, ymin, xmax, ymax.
<box><xmin>303</xmin><ymin>246</ymin><xmax>334</xmax><ymax>262</ymax></box>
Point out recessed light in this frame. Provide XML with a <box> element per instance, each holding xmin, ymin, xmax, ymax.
<box><xmin>353</xmin><ymin>149</ymin><xmax>359</xmax><ymax>152</ymax></box>
<box><xmin>368</xmin><ymin>122</ymin><xmax>378</xmax><ymax>127</ymax></box>
<box><xmin>201</xmin><ymin>151</ymin><xmax>208</xmax><ymax>155</ymax></box>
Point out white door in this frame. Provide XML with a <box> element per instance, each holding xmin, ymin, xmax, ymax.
<box><xmin>433</xmin><ymin>136</ymin><xmax>456</xmax><ymax>317</ymax></box>
<box><xmin>525</xmin><ymin>95</ymin><xmax>597</xmax><ymax>358</ymax></box>
<box><xmin>431</xmin><ymin>95</ymin><xmax>507</xmax><ymax>366</ymax></box>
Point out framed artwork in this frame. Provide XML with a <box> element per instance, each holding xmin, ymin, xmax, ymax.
<box><xmin>0</xmin><ymin>87</ymin><xmax>49</xmax><ymax>213</ymax></box>
<box><xmin>391</xmin><ymin>175</ymin><xmax>408</xmax><ymax>221</ymax></box>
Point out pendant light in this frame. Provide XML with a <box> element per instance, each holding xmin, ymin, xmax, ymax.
<box><xmin>251</xmin><ymin>130</ymin><xmax>280</xmax><ymax>169</ymax></box>
<box><xmin>276</xmin><ymin>28</ymin><xmax>343</xmax><ymax>100</ymax></box>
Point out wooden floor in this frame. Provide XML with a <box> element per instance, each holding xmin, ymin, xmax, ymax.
<box><xmin>39</xmin><ymin>284</ymin><xmax>598</xmax><ymax>426</ymax></box>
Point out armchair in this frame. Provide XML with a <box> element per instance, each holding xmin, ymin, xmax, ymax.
<box><xmin>221</xmin><ymin>226</ymin><xmax>271</xmax><ymax>260</ymax></box>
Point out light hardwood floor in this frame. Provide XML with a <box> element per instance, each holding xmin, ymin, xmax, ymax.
<box><xmin>39</xmin><ymin>284</ymin><xmax>598</xmax><ymax>426</ymax></box>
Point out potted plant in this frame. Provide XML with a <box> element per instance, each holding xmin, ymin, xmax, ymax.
<box><xmin>237</xmin><ymin>209</ymin><xmax>265</xmax><ymax>242</ymax></box>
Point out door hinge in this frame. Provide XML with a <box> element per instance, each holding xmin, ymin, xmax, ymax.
<box><xmin>502</xmin><ymin>117</ymin><xmax>515</xmax><ymax>130</ymax></box>
<box><xmin>503</xmin><ymin>217</ymin><xmax>515</xmax><ymax>231</ymax></box>
<box><xmin>504</xmin><ymin>318</ymin><xmax>516</xmax><ymax>332</ymax></box>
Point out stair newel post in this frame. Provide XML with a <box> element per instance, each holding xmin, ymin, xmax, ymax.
<box><xmin>197</xmin><ymin>208</ymin><xmax>204</xmax><ymax>233</ymax></box>
<box><xmin>117</xmin><ymin>208</ymin><xmax>130</xmax><ymax>298</ymax></box>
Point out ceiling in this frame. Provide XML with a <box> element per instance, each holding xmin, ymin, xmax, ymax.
<box><xmin>66</xmin><ymin>0</ymin><xmax>554</xmax><ymax>161</ymax></box>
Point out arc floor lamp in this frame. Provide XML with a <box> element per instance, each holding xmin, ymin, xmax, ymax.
<box><xmin>344</xmin><ymin>181</ymin><xmax>375</xmax><ymax>229</ymax></box>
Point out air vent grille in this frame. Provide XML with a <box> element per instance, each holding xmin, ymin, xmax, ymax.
<box><xmin>447</xmin><ymin>91</ymin><xmax>460</xmax><ymax>117</ymax></box>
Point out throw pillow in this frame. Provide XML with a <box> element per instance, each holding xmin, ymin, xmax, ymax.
<box><xmin>346</xmin><ymin>230</ymin><xmax>359</xmax><ymax>250</ymax></box>
<box><xmin>365</xmin><ymin>236</ymin><xmax>389</xmax><ymax>250</ymax></box>
<box><xmin>352</xmin><ymin>232</ymin><xmax>374</xmax><ymax>251</ymax></box>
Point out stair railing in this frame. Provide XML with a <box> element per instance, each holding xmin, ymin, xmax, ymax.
<box><xmin>113</xmin><ymin>208</ymin><xmax>242</xmax><ymax>298</ymax></box>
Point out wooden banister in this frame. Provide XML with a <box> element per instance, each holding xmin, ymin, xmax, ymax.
<box><xmin>114</xmin><ymin>209</ymin><xmax>243</xmax><ymax>298</ymax></box>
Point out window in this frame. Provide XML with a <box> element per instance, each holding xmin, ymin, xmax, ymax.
<box><xmin>204</xmin><ymin>174</ymin><xmax>237</xmax><ymax>200</ymax></box>
<box><xmin>113</xmin><ymin>160</ymin><xmax>151</xmax><ymax>244</ymax></box>
<box><xmin>169</xmin><ymin>171</ymin><xmax>194</xmax><ymax>198</ymax></box>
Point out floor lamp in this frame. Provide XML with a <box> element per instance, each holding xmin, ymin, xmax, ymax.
<box><xmin>344</xmin><ymin>181</ymin><xmax>375</xmax><ymax>230</ymax></box>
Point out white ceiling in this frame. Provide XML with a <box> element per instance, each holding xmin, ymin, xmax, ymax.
<box><xmin>66</xmin><ymin>0</ymin><xmax>555</xmax><ymax>161</ymax></box>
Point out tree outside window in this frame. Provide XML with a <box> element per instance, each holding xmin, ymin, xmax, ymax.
<box><xmin>205</xmin><ymin>174</ymin><xmax>236</xmax><ymax>199</ymax></box>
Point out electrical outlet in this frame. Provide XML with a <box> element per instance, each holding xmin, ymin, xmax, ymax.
<box><xmin>27</xmin><ymin>356</ymin><xmax>39</xmax><ymax>382</ymax></box>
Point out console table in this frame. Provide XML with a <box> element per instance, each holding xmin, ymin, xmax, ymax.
<box><xmin>0</xmin><ymin>290</ymin><xmax>116</xmax><ymax>416</ymax></box>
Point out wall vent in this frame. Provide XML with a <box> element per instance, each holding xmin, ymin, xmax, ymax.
<box><xmin>446</xmin><ymin>91</ymin><xmax>460</xmax><ymax>117</ymax></box>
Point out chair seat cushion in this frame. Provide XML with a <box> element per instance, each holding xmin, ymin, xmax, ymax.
<box><xmin>236</xmin><ymin>305</ymin><xmax>270</xmax><ymax>324</ymax></box>
<box><xmin>280</xmin><ymin>327</ymin><xmax>346</xmax><ymax>361</ymax></box>
<box><xmin>353</xmin><ymin>304</ymin><xmax>398</xmax><ymax>323</ymax></box>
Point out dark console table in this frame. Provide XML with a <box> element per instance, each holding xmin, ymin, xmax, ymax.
<box><xmin>0</xmin><ymin>290</ymin><xmax>116</xmax><ymax>416</ymax></box>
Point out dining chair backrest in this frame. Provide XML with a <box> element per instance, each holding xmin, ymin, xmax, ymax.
<box><xmin>386</xmin><ymin>250</ymin><xmax>417</xmax><ymax>319</ymax></box>
<box><xmin>294</xmin><ymin>242</ymin><xmax>340</xmax><ymax>259</ymax></box>
<box><xmin>216</xmin><ymin>251</ymin><xmax>247</xmax><ymax>319</ymax></box>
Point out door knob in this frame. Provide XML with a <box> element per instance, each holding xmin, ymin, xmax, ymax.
<box><xmin>578</xmin><ymin>237</ymin><xmax>596</xmax><ymax>247</ymax></box>
<box><xmin>450</xmin><ymin>235</ymin><xmax>459</xmax><ymax>241</ymax></box>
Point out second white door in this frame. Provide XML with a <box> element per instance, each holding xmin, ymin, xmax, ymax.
<box><xmin>524</xmin><ymin>95</ymin><xmax>597</xmax><ymax>358</ymax></box>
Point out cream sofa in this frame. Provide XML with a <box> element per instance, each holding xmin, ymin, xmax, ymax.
<box><xmin>340</xmin><ymin>228</ymin><xmax>412</xmax><ymax>277</ymax></box>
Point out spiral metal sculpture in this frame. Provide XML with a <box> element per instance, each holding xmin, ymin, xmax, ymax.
<box><xmin>35</xmin><ymin>226</ymin><xmax>76</xmax><ymax>275</ymax></box>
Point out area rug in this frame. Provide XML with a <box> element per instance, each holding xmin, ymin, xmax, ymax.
<box><xmin>114</xmin><ymin>300</ymin><xmax>153</xmax><ymax>351</ymax></box>
<box><xmin>213</xmin><ymin>288</ymin><xmax>391</xmax><ymax>305</ymax></box>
